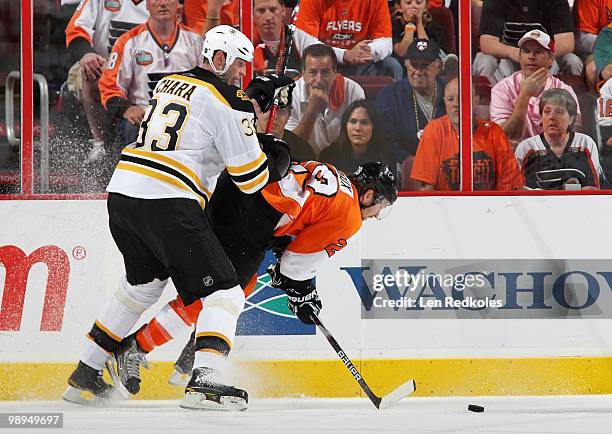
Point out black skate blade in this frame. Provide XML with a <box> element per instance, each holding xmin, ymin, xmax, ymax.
<box><xmin>62</xmin><ymin>385</ymin><xmax>122</xmax><ymax>407</ymax></box>
<box><xmin>180</xmin><ymin>391</ymin><xmax>247</xmax><ymax>411</ymax></box>
<box><xmin>105</xmin><ymin>359</ymin><xmax>131</xmax><ymax>399</ymax></box>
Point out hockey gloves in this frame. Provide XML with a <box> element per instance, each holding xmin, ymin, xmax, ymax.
<box><xmin>267</xmin><ymin>262</ymin><xmax>322</xmax><ymax>324</ymax></box>
<box><xmin>245</xmin><ymin>74</ymin><xmax>295</xmax><ymax>113</ymax></box>
<box><xmin>257</xmin><ymin>132</ymin><xmax>291</xmax><ymax>181</ymax></box>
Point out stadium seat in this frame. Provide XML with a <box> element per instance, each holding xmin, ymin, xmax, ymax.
<box><xmin>347</xmin><ymin>75</ymin><xmax>394</xmax><ymax>101</ymax></box>
<box><xmin>429</xmin><ymin>7</ymin><xmax>456</xmax><ymax>55</ymax></box>
<box><xmin>555</xmin><ymin>74</ymin><xmax>588</xmax><ymax>94</ymax></box>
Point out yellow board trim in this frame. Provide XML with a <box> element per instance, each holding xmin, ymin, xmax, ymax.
<box><xmin>164</xmin><ymin>74</ymin><xmax>230</xmax><ymax>107</ymax></box>
<box><xmin>3</xmin><ymin>357</ymin><xmax>612</xmax><ymax>400</ymax></box>
<box><xmin>116</xmin><ymin>162</ymin><xmax>205</xmax><ymax>208</ymax></box>
<box><xmin>122</xmin><ymin>148</ymin><xmax>212</xmax><ymax>199</ymax></box>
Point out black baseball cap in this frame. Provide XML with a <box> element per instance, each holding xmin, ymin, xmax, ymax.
<box><xmin>405</xmin><ymin>39</ymin><xmax>441</xmax><ymax>61</ymax></box>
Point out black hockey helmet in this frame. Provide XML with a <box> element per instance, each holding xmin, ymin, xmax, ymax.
<box><xmin>348</xmin><ymin>162</ymin><xmax>398</xmax><ymax>206</ymax></box>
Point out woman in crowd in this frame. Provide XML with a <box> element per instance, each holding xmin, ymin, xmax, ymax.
<box><xmin>320</xmin><ymin>99</ymin><xmax>394</xmax><ymax>174</ymax></box>
<box><xmin>516</xmin><ymin>88</ymin><xmax>603</xmax><ymax>190</ymax></box>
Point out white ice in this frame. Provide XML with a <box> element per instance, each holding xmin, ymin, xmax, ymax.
<box><xmin>1</xmin><ymin>395</ymin><xmax>612</xmax><ymax>433</ymax></box>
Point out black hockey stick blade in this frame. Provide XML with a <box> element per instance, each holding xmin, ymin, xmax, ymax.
<box><xmin>310</xmin><ymin>312</ymin><xmax>416</xmax><ymax>409</ymax></box>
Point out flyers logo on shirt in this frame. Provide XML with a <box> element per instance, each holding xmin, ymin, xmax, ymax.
<box><xmin>135</xmin><ymin>50</ymin><xmax>154</xmax><ymax>66</ymax></box>
<box><xmin>104</xmin><ymin>0</ymin><xmax>121</xmax><ymax>12</ymax></box>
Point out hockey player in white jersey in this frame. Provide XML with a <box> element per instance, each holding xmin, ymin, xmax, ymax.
<box><xmin>63</xmin><ymin>25</ymin><xmax>294</xmax><ymax>411</ymax></box>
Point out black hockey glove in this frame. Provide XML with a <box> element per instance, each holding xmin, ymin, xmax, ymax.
<box><xmin>245</xmin><ymin>74</ymin><xmax>294</xmax><ymax>113</ymax></box>
<box><xmin>257</xmin><ymin>132</ymin><xmax>291</xmax><ymax>181</ymax></box>
<box><xmin>267</xmin><ymin>262</ymin><xmax>322</xmax><ymax>324</ymax></box>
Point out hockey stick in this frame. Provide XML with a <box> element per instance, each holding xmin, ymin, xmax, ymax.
<box><xmin>310</xmin><ymin>312</ymin><xmax>416</xmax><ymax>410</ymax></box>
<box><xmin>265</xmin><ymin>4</ymin><xmax>300</xmax><ymax>133</ymax></box>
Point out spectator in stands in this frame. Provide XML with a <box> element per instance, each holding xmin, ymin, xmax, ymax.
<box><xmin>391</xmin><ymin>0</ymin><xmax>457</xmax><ymax>75</ymax></box>
<box><xmin>293</xmin><ymin>0</ymin><xmax>404</xmax><ymax>80</ymax></box>
<box><xmin>319</xmin><ymin>99</ymin><xmax>395</xmax><ymax>174</ymax></box>
<box><xmin>285</xmin><ymin>44</ymin><xmax>365</xmax><ymax>157</ymax></box>
<box><xmin>182</xmin><ymin>0</ymin><xmax>239</xmax><ymax>36</ymax></box>
<box><xmin>490</xmin><ymin>30</ymin><xmax>581</xmax><ymax>144</ymax></box>
<box><xmin>99</xmin><ymin>0</ymin><xmax>203</xmax><ymax>148</ymax></box>
<box><xmin>65</xmin><ymin>0</ymin><xmax>148</xmax><ymax>163</ymax></box>
<box><xmin>573</xmin><ymin>0</ymin><xmax>610</xmax><ymax>56</ymax></box>
<box><xmin>376</xmin><ymin>38</ymin><xmax>446</xmax><ymax>164</ymax></box>
<box><xmin>411</xmin><ymin>77</ymin><xmax>523</xmax><ymax>191</ymax></box>
<box><xmin>473</xmin><ymin>0</ymin><xmax>582</xmax><ymax>85</ymax></box>
<box><xmin>516</xmin><ymin>88</ymin><xmax>602</xmax><ymax>189</ymax></box>
<box><xmin>254</xmin><ymin>86</ymin><xmax>316</xmax><ymax>162</ymax></box>
<box><xmin>594</xmin><ymin>24</ymin><xmax>612</xmax><ymax>86</ymax></box>
<box><xmin>253</xmin><ymin>0</ymin><xmax>301</xmax><ymax>77</ymax></box>
<box><xmin>574</xmin><ymin>1</ymin><xmax>611</xmax><ymax>91</ymax></box>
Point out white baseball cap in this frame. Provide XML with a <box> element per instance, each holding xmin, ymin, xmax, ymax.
<box><xmin>518</xmin><ymin>30</ymin><xmax>555</xmax><ymax>53</ymax></box>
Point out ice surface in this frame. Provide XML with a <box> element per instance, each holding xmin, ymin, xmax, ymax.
<box><xmin>1</xmin><ymin>395</ymin><xmax>612</xmax><ymax>433</ymax></box>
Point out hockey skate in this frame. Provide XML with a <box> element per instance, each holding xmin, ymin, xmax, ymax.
<box><xmin>180</xmin><ymin>367</ymin><xmax>248</xmax><ymax>411</ymax></box>
<box><xmin>169</xmin><ymin>333</ymin><xmax>195</xmax><ymax>386</ymax></box>
<box><xmin>106</xmin><ymin>334</ymin><xmax>150</xmax><ymax>396</ymax></box>
<box><xmin>63</xmin><ymin>361</ymin><xmax>118</xmax><ymax>406</ymax></box>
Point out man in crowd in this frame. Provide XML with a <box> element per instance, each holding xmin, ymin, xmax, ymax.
<box><xmin>411</xmin><ymin>77</ymin><xmax>524</xmax><ymax>191</ymax></box>
<box><xmin>286</xmin><ymin>43</ymin><xmax>365</xmax><ymax>157</ymax></box>
<box><xmin>489</xmin><ymin>30</ymin><xmax>581</xmax><ymax>144</ymax></box>
<box><xmin>376</xmin><ymin>38</ymin><xmax>446</xmax><ymax>164</ymax></box>
<box><xmin>473</xmin><ymin>0</ymin><xmax>582</xmax><ymax>85</ymax></box>
<box><xmin>293</xmin><ymin>0</ymin><xmax>403</xmax><ymax>80</ymax></box>
<box><xmin>65</xmin><ymin>0</ymin><xmax>148</xmax><ymax>163</ymax></box>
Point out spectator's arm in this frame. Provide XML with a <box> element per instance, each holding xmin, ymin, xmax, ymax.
<box><xmin>200</xmin><ymin>0</ymin><xmax>225</xmax><ymax>37</ymax></box>
<box><xmin>368</xmin><ymin>1</ymin><xmax>393</xmax><ymax>62</ymax></box>
<box><xmin>603</xmin><ymin>65</ymin><xmax>612</xmax><ymax>81</ymax></box>
<box><xmin>98</xmin><ymin>34</ymin><xmax>132</xmax><ymax>118</ymax></box>
<box><xmin>294</xmin><ymin>28</ymin><xmax>346</xmax><ymax>64</ymax></box>
<box><xmin>479</xmin><ymin>34</ymin><xmax>520</xmax><ymax>63</ymax></box>
<box><xmin>498</xmin><ymin>91</ymin><xmax>529</xmax><ymax>141</ymax></box>
<box><xmin>369</xmin><ymin>37</ymin><xmax>393</xmax><ymax>62</ymax></box>
<box><xmin>552</xmin><ymin>32</ymin><xmax>575</xmax><ymax>57</ymax></box>
<box><xmin>375</xmin><ymin>89</ymin><xmax>409</xmax><ymax>163</ymax></box>
<box><xmin>409</xmin><ymin>122</ymin><xmax>440</xmax><ymax>188</ymax></box>
<box><xmin>290</xmin><ymin>108</ymin><xmax>320</xmax><ymax>144</ymax></box>
<box><xmin>65</xmin><ymin>0</ymin><xmax>99</xmax><ymax>64</ymax></box>
<box><xmin>492</xmin><ymin>124</ymin><xmax>524</xmax><ymax>190</ymax></box>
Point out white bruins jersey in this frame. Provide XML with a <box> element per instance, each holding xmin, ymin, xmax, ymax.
<box><xmin>99</xmin><ymin>23</ymin><xmax>204</xmax><ymax>108</ymax></box>
<box><xmin>107</xmin><ymin>68</ymin><xmax>270</xmax><ymax>207</ymax></box>
<box><xmin>66</xmin><ymin>0</ymin><xmax>149</xmax><ymax>57</ymax></box>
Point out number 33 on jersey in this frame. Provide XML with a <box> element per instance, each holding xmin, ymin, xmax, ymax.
<box><xmin>106</xmin><ymin>67</ymin><xmax>270</xmax><ymax>208</ymax></box>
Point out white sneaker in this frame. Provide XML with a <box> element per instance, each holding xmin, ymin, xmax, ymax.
<box><xmin>84</xmin><ymin>140</ymin><xmax>106</xmax><ymax>165</ymax></box>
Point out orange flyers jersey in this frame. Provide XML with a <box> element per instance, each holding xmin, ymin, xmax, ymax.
<box><xmin>66</xmin><ymin>0</ymin><xmax>149</xmax><ymax>56</ymax></box>
<box><xmin>261</xmin><ymin>161</ymin><xmax>363</xmax><ymax>281</ymax></box>
<box><xmin>182</xmin><ymin>0</ymin><xmax>240</xmax><ymax>35</ymax></box>
<box><xmin>99</xmin><ymin>22</ymin><xmax>203</xmax><ymax>108</ymax></box>
<box><xmin>295</xmin><ymin>0</ymin><xmax>392</xmax><ymax>50</ymax></box>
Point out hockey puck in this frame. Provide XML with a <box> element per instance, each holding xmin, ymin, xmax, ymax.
<box><xmin>468</xmin><ymin>404</ymin><xmax>485</xmax><ymax>413</ymax></box>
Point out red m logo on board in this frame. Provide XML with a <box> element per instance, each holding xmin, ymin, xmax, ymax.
<box><xmin>0</xmin><ymin>245</ymin><xmax>70</xmax><ymax>331</ymax></box>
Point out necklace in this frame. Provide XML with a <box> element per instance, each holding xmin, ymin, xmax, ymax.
<box><xmin>412</xmin><ymin>84</ymin><xmax>437</xmax><ymax>141</ymax></box>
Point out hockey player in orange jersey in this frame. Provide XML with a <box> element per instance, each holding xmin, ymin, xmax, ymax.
<box><xmin>107</xmin><ymin>160</ymin><xmax>398</xmax><ymax>395</ymax></box>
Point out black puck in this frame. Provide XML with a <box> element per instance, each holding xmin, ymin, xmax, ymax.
<box><xmin>468</xmin><ymin>404</ymin><xmax>485</xmax><ymax>413</ymax></box>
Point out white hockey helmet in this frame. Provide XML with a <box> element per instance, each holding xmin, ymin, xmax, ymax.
<box><xmin>202</xmin><ymin>25</ymin><xmax>254</xmax><ymax>75</ymax></box>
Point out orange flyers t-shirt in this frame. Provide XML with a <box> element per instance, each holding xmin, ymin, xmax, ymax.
<box><xmin>182</xmin><ymin>0</ymin><xmax>240</xmax><ymax>34</ymax></box>
<box><xmin>573</xmin><ymin>0</ymin><xmax>611</xmax><ymax>34</ymax></box>
<box><xmin>295</xmin><ymin>0</ymin><xmax>392</xmax><ymax>49</ymax></box>
<box><xmin>411</xmin><ymin>116</ymin><xmax>524</xmax><ymax>191</ymax></box>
